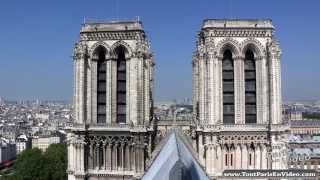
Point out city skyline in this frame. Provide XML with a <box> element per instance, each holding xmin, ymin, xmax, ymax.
<box><xmin>0</xmin><ymin>0</ymin><xmax>319</xmax><ymax>101</ymax></box>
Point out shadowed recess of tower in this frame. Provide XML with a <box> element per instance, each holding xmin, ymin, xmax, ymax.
<box><xmin>142</xmin><ymin>130</ymin><xmax>210</xmax><ymax>180</ymax></box>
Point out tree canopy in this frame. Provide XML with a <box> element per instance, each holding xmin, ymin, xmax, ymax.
<box><xmin>2</xmin><ymin>144</ymin><xmax>67</xmax><ymax>180</ymax></box>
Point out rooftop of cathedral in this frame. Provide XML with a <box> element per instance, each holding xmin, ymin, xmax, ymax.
<box><xmin>80</xmin><ymin>18</ymin><xmax>144</xmax><ymax>33</ymax></box>
<box><xmin>202</xmin><ymin>19</ymin><xmax>274</xmax><ymax>29</ymax></box>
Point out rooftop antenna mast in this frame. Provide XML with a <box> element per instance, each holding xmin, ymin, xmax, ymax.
<box><xmin>115</xmin><ymin>0</ymin><xmax>119</xmax><ymax>21</ymax></box>
<box><xmin>228</xmin><ymin>0</ymin><xmax>233</xmax><ymax>19</ymax></box>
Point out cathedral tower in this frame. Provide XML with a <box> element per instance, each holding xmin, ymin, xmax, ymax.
<box><xmin>67</xmin><ymin>20</ymin><xmax>155</xmax><ymax>180</ymax></box>
<box><xmin>193</xmin><ymin>19</ymin><xmax>289</xmax><ymax>177</ymax></box>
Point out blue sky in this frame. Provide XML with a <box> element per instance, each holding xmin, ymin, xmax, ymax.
<box><xmin>0</xmin><ymin>0</ymin><xmax>319</xmax><ymax>101</ymax></box>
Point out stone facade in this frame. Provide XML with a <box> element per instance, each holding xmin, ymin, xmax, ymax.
<box><xmin>68</xmin><ymin>19</ymin><xmax>290</xmax><ymax>180</ymax></box>
<box><xmin>68</xmin><ymin>20</ymin><xmax>155</xmax><ymax>180</ymax></box>
<box><xmin>192</xmin><ymin>19</ymin><xmax>289</xmax><ymax>178</ymax></box>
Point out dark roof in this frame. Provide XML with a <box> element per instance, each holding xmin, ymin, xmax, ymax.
<box><xmin>291</xmin><ymin>120</ymin><xmax>320</xmax><ymax>127</ymax></box>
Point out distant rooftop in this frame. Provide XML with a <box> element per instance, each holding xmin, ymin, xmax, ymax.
<box><xmin>202</xmin><ymin>19</ymin><xmax>274</xmax><ymax>29</ymax></box>
<box><xmin>81</xmin><ymin>18</ymin><xmax>144</xmax><ymax>33</ymax></box>
<box><xmin>291</xmin><ymin>119</ymin><xmax>320</xmax><ymax>127</ymax></box>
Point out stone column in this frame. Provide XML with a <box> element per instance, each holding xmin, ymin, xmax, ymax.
<box><xmin>207</xmin><ymin>55</ymin><xmax>213</xmax><ymax>124</ymax></box>
<box><xmin>209</xmin><ymin>146</ymin><xmax>214</xmax><ymax>174</ymax></box>
<box><xmin>86</xmin><ymin>58</ymin><xmax>92</xmax><ymax>124</ymax></box>
<box><xmin>96</xmin><ymin>143</ymin><xmax>100</xmax><ymax>169</ymax></box>
<box><xmin>92</xmin><ymin>144</ymin><xmax>96</xmax><ymax>169</ymax></box>
<box><xmin>205</xmin><ymin>146</ymin><xmax>209</xmax><ymax>172</ymax></box>
<box><xmin>234</xmin><ymin>56</ymin><xmax>245</xmax><ymax>124</ymax></box>
<box><xmin>88</xmin><ymin>143</ymin><xmax>93</xmax><ymax>169</ymax></box>
<box><xmin>137</xmin><ymin>54</ymin><xmax>144</xmax><ymax>125</ymax></box>
<box><xmin>78</xmin><ymin>55</ymin><xmax>85</xmax><ymax>124</ymax></box>
<box><xmin>261</xmin><ymin>144</ymin><xmax>268</xmax><ymax>169</ymax></box>
<box><xmin>213</xmin><ymin>55</ymin><xmax>220</xmax><ymax>124</ymax></box>
<box><xmin>132</xmin><ymin>145</ymin><xmax>136</xmax><ymax>172</ymax></box>
<box><xmin>210</xmin><ymin>145</ymin><xmax>217</xmax><ymax>174</ymax></box>
<box><xmin>125</xmin><ymin>145</ymin><xmax>130</xmax><ymax>171</ymax></box>
<box><xmin>138</xmin><ymin>55</ymin><xmax>144</xmax><ymax>125</ymax></box>
<box><xmin>199</xmin><ymin>54</ymin><xmax>206</xmax><ymax>123</ymax></box>
<box><xmin>135</xmin><ymin>145</ymin><xmax>140</xmax><ymax>173</ymax></box>
<box><xmin>136</xmin><ymin>144</ymin><xmax>141</xmax><ymax>172</ymax></box>
<box><xmin>141</xmin><ymin>145</ymin><xmax>145</xmax><ymax>172</ymax></box>
<box><xmin>276</xmin><ymin>56</ymin><xmax>282</xmax><ymax>123</ymax></box>
<box><xmin>255</xmin><ymin>144</ymin><xmax>261</xmax><ymax>169</ymax></box>
<box><xmin>106</xmin><ymin>144</ymin><xmax>112</xmax><ymax>170</ymax></box>
<box><xmin>241</xmin><ymin>144</ymin><xmax>248</xmax><ymax>169</ymax></box>
<box><xmin>130</xmin><ymin>56</ymin><xmax>138</xmax><ymax>125</ymax></box>
<box><xmin>217</xmin><ymin>57</ymin><xmax>223</xmax><ymax>124</ymax></box>
<box><xmin>204</xmin><ymin>136</ymin><xmax>210</xmax><ymax>172</ymax></box>
<box><xmin>192</xmin><ymin>58</ymin><xmax>198</xmax><ymax>120</ymax></box>
<box><xmin>102</xmin><ymin>143</ymin><xmax>106</xmax><ymax>170</ymax></box>
<box><xmin>80</xmin><ymin>142</ymin><xmax>84</xmax><ymax>171</ymax></box>
<box><xmin>74</xmin><ymin>58</ymin><xmax>79</xmax><ymax>123</ymax></box>
<box><xmin>121</xmin><ymin>143</ymin><xmax>125</xmax><ymax>171</ymax></box>
<box><xmin>235</xmin><ymin>144</ymin><xmax>242</xmax><ymax>169</ymax></box>
<box><xmin>198</xmin><ymin>133</ymin><xmax>205</xmax><ymax>166</ymax></box>
<box><xmin>204</xmin><ymin>56</ymin><xmax>209</xmax><ymax>123</ymax></box>
<box><xmin>269</xmin><ymin>43</ymin><xmax>282</xmax><ymax>124</ymax></box>
<box><xmin>256</xmin><ymin>56</ymin><xmax>264</xmax><ymax>124</ymax></box>
<box><xmin>113</xmin><ymin>144</ymin><xmax>118</xmax><ymax>170</ymax></box>
<box><xmin>216</xmin><ymin>144</ymin><xmax>222</xmax><ymax>172</ymax></box>
<box><xmin>73</xmin><ymin>143</ymin><xmax>77</xmax><ymax>171</ymax></box>
<box><xmin>211</xmin><ymin>145</ymin><xmax>217</xmax><ymax>174</ymax></box>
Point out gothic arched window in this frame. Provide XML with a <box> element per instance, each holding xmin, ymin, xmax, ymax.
<box><xmin>96</xmin><ymin>47</ymin><xmax>107</xmax><ymax>124</ymax></box>
<box><xmin>222</xmin><ymin>50</ymin><xmax>235</xmax><ymax>124</ymax></box>
<box><xmin>244</xmin><ymin>50</ymin><xmax>257</xmax><ymax>123</ymax></box>
<box><xmin>115</xmin><ymin>46</ymin><xmax>127</xmax><ymax>124</ymax></box>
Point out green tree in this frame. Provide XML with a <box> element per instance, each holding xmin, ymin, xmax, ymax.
<box><xmin>5</xmin><ymin>144</ymin><xmax>67</xmax><ymax>180</ymax></box>
<box><xmin>14</xmin><ymin>148</ymin><xmax>46</xmax><ymax>180</ymax></box>
<box><xmin>302</xmin><ymin>112</ymin><xmax>320</xmax><ymax>119</ymax></box>
<box><xmin>43</xmin><ymin>144</ymin><xmax>67</xmax><ymax>180</ymax></box>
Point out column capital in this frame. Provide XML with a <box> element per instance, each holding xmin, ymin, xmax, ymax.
<box><xmin>234</xmin><ymin>55</ymin><xmax>245</xmax><ymax>61</ymax></box>
<box><xmin>216</xmin><ymin>55</ymin><xmax>223</xmax><ymax>61</ymax></box>
<box><xmin>91</xmin><ymin>58</ymin><xmax>99</xmax><ymax>62</ymax></box>
<box><xmin>73</xmin><ymin>53</ymin><xmax>88</xmax><ymax>61</ymax></box>
<box><xmin>256</xmin><ymin>55</ymin><xmax>266</xmax><ymax>61</ymax></box>
<box><xmin>107</xmin><ymin>57</ymin><xmax>117</xmax><ymax>61</ymax></box>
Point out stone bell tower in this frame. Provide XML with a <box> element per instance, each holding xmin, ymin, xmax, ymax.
<box><xmin>67</xmin><ymin>19</ymin><xmax>155</xmax><ymax>180</ymax></box>
<box><xmin>193</xmin><ymin>19</ymin><xmax>289</xmax><ymax>178</ymax></box>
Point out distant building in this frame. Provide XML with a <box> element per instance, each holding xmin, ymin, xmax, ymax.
<box><xmin>0</xmin><ymin>137</ymin><xmax>16</xmax><ymax>164</ymax></box>
<box><xmin>291</xmin><ymin>120</ymin><xmax>320</xmax><ymax>135</ymax></box>
<box><xmin>32</xmin><ymin>136</ymin><xmax>60</xmax><ymax>151</ymax></box>
<box><xmin>284</xmin><ymin>108</ymin><xmax>303</xmax><ymax>121</ymax></box>
<box><xmin>35</xmin><ymin>112</ymin><xmax>50</xmax><ymax>121</ymax></box>
<box><xmin>288</xmin><ymin>134</ymin><xmax>320</xmax><ymax>171</ymax></box>
<box><xmin>16</xmin><ymin>134</ymin><xmax>31</xmax><ymax>154</ymax></box>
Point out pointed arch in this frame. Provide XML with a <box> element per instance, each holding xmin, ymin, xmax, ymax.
<box><xmin>216</xmin><ymin>38</ymin><xmax>240</xmax><ymax>58</ymax></box>
<box><xmin>110</xmin><ymin>40</ymin><xmax>133</xmax><ymax>59</ymax></box>
<box><xmin>90</xmin><ymin>41</ymin><xmax>111</xmax><ymax>59</ymax></box>
<box><xmin>240</xmin><ymin>38</ymin><xmax>265</xmax><ymax>58</ymax></box>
